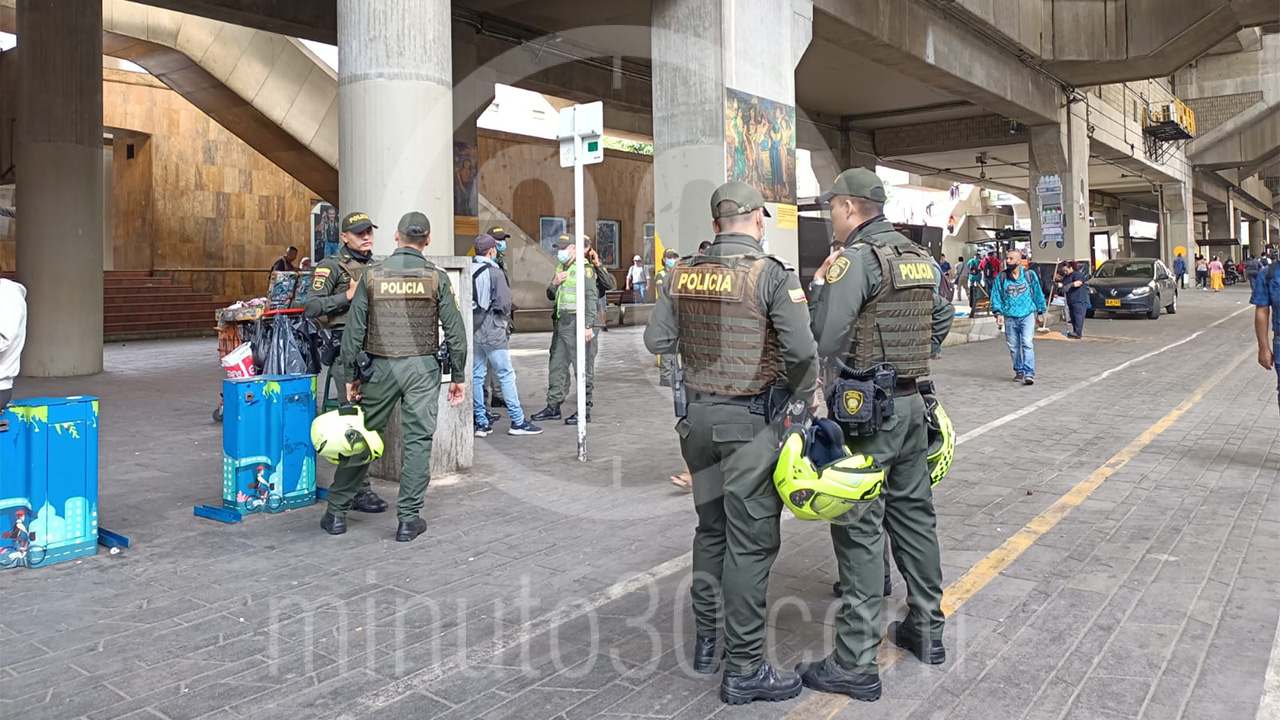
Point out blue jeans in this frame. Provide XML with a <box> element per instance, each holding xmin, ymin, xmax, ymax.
<box><xmin>473</xmin><ymin>346</ymin><xmax>524</xmax><ymax>426</ymax></box>
<box><xmin>1004</xmin><ymin>314</ymin><xmax>1036</xmax><ymax>377</ymax></box>
<box><xmin>632</xmin><ymin>282</ymin><xmax>646</xmax><ymax>303</ymax></box>
<box><xmin>1273</xmin><ymin>336</ymin><xmax>1280</xmax><ymax>410</ymax></box>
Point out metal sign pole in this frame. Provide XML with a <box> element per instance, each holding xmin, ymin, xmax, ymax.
<box><xmin>573</xmin><ymin>132</ymin><xmax>587</xmax><ymax>462</ymax></box>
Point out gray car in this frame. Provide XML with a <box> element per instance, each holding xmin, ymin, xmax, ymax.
<box><xmin>1086</xmin><ymin>258</ymin><xmax>1178</xmax><ymax>320</ymax></box>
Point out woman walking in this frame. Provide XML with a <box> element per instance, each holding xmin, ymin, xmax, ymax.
<box><xmin>1196</xmin><ymin>255</ymin><xmax>1210</xmax><ymax>289</ymax></box>
<box><xmin>1210</xmin><ymin>255</ymin><xmax>1225</xmax><ymax>292</ymax></box>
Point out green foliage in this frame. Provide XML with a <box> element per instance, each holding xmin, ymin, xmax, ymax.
<box><xmin>603</xmin><ymin>136</ymin><xmax>654</xmax><ymax>156</ymax></box>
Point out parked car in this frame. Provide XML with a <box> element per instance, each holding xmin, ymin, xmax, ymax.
<box><xmin>1086</xmin><ymin>258</ymin><xmax>1177</xmax><ymax>320</ymax></box>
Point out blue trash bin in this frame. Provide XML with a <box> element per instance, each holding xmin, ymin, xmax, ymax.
<box><xmin>0</xmin><ymin>396</ymin><xmax>100</xmax><ymax>570</ymax></box>
<box><xmin>222</xmin><ymin>376</ymin><xmax>317</xmax><ymax>515</ymax></box>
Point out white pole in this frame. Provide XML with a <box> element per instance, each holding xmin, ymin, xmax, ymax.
<box><xmin>573</xmin><ymin>132</ymin><xmax>587</xmax><ymax>461</ymax></box>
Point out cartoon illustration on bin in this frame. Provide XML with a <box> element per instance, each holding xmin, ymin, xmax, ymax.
<box><xmin>0</xmin><ymin>508</ymin><xmax>47</xmax><ymax>568</ymax></box>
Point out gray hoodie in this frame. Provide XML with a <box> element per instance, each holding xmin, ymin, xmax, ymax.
<box><xmin>0</xmin><ymin>278</ymin><xmax>27</xmax><ymax>390</ymax></box>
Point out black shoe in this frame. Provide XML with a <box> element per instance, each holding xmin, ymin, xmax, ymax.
<box><xmin>530</xmin><ymin>406</ymin><xmax>560</xmax><ymax>421</ymax></box>
<box><xmin>486</xmin><ymin>411</ymin><xmax>501</xmax><ymax>424</ymax></box>
<box><xmin>395</xmin><ymin>517</ymin><xmax>427</xmax><ymax>543</ymax></box>
<box><xmin>564</xmin><ymin>411</ymin><xmax>591</xmax><ymax>425</ymax></box>
<box><xmin>796</xmin><ymin>656</ymin><xmax>881</xmax><ymax>702</ymax></box>
<box><xmin>320</xmin><ymin>512</ymin><xmax>346</xmax><ymax>535</ymax></box>
<box><xmin>351</xmin><ymin>491</ymin><xmax>388</xmax><ymax>514</ymax></box>
<box><xmin>1023</xmin><ymin>376</ymin><xmax>1035</xmax><ymax>386</ymax></box>
<box><xmin>1013</xmin><ymin>373</ymin><xmax>1025</xmax><ymax>382</ymax></box>
<box><xmin>489</xmin><ymin>396</ymin><xmax>504</xmax><ymax>408</ymax></box>
<box><xmin>889</xmin><ymin>621</ymin><xmax>946</xmax><ymax>664</ymax></box>
<box><xmin>719</xmin><ymin>661</ymin><xmax>802</xmax><ymax>705</ymax></box>
<box><xmin>693</xmin><ymin>636</ymin><xmax>720</xmax><ymax>674</ymax></box>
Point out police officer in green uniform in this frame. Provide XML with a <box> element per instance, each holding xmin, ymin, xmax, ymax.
<box><xmin>482</xmin><ymin>226</ymin><xmax>512</xmax><ymax>413</ymax></box>
<box><xmin>321</xmin><ymin>211</ymin><xmax>468</xmax><ymax>542</ymax></box>
<box><xmin>304</xmin><ymin>211</ymin><xmax>388</xmax><ymax>514</ymax></box>
<box><xmin>656</xmin><ymin>249</ymin><xmax>681</xmax><ymax>387</ymax></box>
<box><xmin>530</xmin><ymin>235</ymin><xmax>613</xmax><ymax>425</ymax></box>
<box><xmin>645</xmin><ymin>181</ymin><xmax>820</xmax><ymax>705</ymax></box>
<box><xmin>797</xmin><ymin>169</ymin><xmax>954</xmax><ymax>701</ymax></box>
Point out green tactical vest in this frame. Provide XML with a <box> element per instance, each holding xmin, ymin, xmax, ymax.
<box><xmin>850</xmin><ymin>239</ymin><xmax>935</xmax><ymax>379</ymax></box>
<box><xmin>555</xmin><ymin>262</ymin><xmax>594</xmax><ymax>313</ymax></box>
<box><xmin>364</xmin><ymin>263</ymin><xmax>440</xmax><ymax>358</ymax></box>
<box><xmin>670</xmin><ymin>253</ymin><xmax>783</xmax><ymax>396</ymax></box>
<box><xmin>323</xmin><ymin>254</ymin><xmax>370</xmax><ymax>328</ymax></box>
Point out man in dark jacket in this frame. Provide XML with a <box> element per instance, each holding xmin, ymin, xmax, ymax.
<box><xmin>472</xmin><ymin>235</ymin><xmax>542</xmax><ymax>437</ymax></box>
<box><xmin>1059</xmin><ymin>261</ymin><xmax>1090</xmax><ymax>338</ymax></box>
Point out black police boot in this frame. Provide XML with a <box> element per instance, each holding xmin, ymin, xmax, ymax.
<box><xmin>351</xmin><ymin>491</ymin><xmax>388</xmax><ymax>513</ymax></box>
<box><xmin>530</xmin><ymin>406</ymin><xmax>560</xmax><ymax>421</ymax></box>
<box><xmin>693</xmin><ymin>636</ymin><xmax>720</xmax><ymax>674</ymax></box>
<box><xmin>888</xmin><ymin>620</ymin><xmax>946</xmax><ymax>665</ymax></box>
<box><xmin>719</xmin><ymin>661</ymin><xmax>802</xmax><ymax>705</ymax></box>
<box><xmin>564</xmin><ymin>410</ymin><xmax>591</xmax><ymax>425</ymax></box>
<box><xmin>320</xmin><ymin>512</ymin><xmax>346</xmax><ymax>536</ymax></box>
<box><xmin>395</xmin><ymin>516</ymin><xmax>427</xmax><ymax>543</ymax></box>
<box><xmin>796</xmin><ymin>656</ymin><xmax>881</xmax><ymax>702</ymax></box>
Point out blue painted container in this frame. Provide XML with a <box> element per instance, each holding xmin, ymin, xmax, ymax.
<box><xmin>0</xmin><ymin>396</ymin><xmax>100</xmax><ymax>570</ymax></box>
<box><xmin>222</xmin><ymin>375</ymin><xmax>316</xmax><ymax>515</ymax></box>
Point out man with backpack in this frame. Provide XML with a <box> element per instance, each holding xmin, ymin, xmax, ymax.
<box><xmin>471</xmin><ymin>234</ymin><xmax>542</xmax><ymax>437</ymax></box>
<box><xmin>981</xmin><ymin>251</ymin><xmax>1001</xmax><ymax>295</ymax></box>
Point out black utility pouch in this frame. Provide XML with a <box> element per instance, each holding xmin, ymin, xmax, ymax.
<box><xmin>829</xmin><ymin>377</ymin><xmax>880</xmax><ymax>436</ymax></box>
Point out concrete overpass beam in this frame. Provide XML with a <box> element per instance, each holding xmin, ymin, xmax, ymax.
<box><xmin>1027</xmin><ymin>104</ymin><xmax>1091</xmax><ymax>261</ymax></box>
<box><xmin>651</xmin><ymin>0</ymin><xmax>811</xmax><ymax>265</ymax></box>
<box><xmin>16</xmin><ymin>0</ymin><xmax>105</xmax><ymax>377</ymax></box>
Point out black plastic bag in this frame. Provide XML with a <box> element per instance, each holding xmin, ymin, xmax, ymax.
<box><xmin>260</xmin><ymin>313</ymin><xmax>308</xmax><ymax>375</ymax></box>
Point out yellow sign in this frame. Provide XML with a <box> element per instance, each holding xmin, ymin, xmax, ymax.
<box><xmin>775</xmin><ymin>203</ymin><xmax>798</xmax><ymax>230</ymax></box>
<box><xmin>1174</xmin><ymin>246</ymin><xmax>1186</xmax><ymax>257</ymax></box>
<box><xmin>842</xmin><ymin>390</ymin><xmax>864</xmax><ymax>416</ymax></box>
<box><xmin>454</xmin><ymin>215</ymin><xmax>480</xmax><ymax>238</ymax></box>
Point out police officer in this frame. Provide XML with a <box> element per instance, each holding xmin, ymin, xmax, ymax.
<box><xmin>304</xmin><ymin>211</ymin><xmax>388</xmax><ymax>514</ymax></box>
<box><xmin>799</xmin><ymin>168</ymin><xmax>954</xmax><ymax>701</ymax></box>
<box><xmin>322</xmin><ymin>211</ymin><xmax>468</xmax><ymax>542</ymax></box>
<box><xmin>481</xmin><ymin>226</ymin><xmax>512</xmax><ymax>414</ymax></box>
<box><xmin>529</xmin><ymin>234</ymin><xmax>612</xmax><ymax>425</ymax></box>
<box><xmin>655</xmin><ymin>249</ymin><xmax>681</xmax><ymax>387</ymax></box>
<box><xmin>645</xmin><ymin>181</ymin><xmax>820</xmax><ymax>705</ymax></box>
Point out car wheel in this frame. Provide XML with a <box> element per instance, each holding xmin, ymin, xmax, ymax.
<box><xmin>1148</xmin><ymin>297</ymin><xmax>1161</xmax><ymax>320</ymax></box>
<box><xmin>1166</xmin><ymin>291</ymin><xmax>1177</xmax><ymax>314</ymax></box>
<box><xmin>1086</xmin><ymin>307</ymin><xmax>1096</xmax><ymax>319</ymax></box>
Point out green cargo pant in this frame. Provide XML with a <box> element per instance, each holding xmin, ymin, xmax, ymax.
<box><xmin>677</xmin><ymin>402</ymin><xmax>782</xmax><ymax>674</ymax></box>
<box><xmin>322</xmin><ymin>355</ymin><xmax>372</xmax><ymax>497</ymax></box>
<box><xmin>327</xmin><ymin>356</ymin><xmax>442</xmax><ymax>522</ymax></box>
<box><xmin>545</xmin><ymin>314</ymin><xmax>596</xmax><ymax>408</ymax></box>
<box><xmin>658</xmin><ymin>354</ymin><xmax>677</xmax><ymax>386</ymax></box>
<box><xmin>830</xmin><ymin>391</ymin><xmax>945</xmax><ymax>673</ymax></box>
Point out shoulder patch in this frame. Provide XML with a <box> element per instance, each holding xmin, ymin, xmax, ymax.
<box><xmin>311</xmin><ymin>267</ymin><xmax>331</xmax><ymax>289</ymax></box>
<box><xmin>586</xmin><ymin>267</ymin><xmax>595</xmax><ymax>279</ymax></box>
<box><xmin>826</xmin><ymin>256</ymin><xmax>851</xmax><ymax>283</ymax></box>
<box><xmin>788</xmin><ymin>287</ymin><xmax>807</xmax><ymax>303</ymax></box>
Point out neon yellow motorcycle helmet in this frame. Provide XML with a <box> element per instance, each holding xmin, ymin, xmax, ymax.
<box><xmin>924</xmin><ymin>395</ymin><xmax>955</xmax><ymax>487</ymax></box>
<box><xmin>311</xmin><ymin>404</ymin><xmax>384</xmax><ymax>466</ymax></box>
<box><xmin>774</xmin><ymin>418</ymin><xmax>885</xmax><ymax>521</ymax></box>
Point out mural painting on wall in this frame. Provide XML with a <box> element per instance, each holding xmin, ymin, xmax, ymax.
<box><xmin>642</xmin><ymin>223</ymin><xmax>656</xmax><ymax>268</ymax></box>
<box><xmin>454</xmin><ymin>142</ymin><xmax>479</xmax><ymax>219</ymax></box>
<box><xmin>540</xmin><ymin>217</ymin><xmax>567</xmax><ymax>254</ymax></box>
<box><xmin>596</xmin><ymin>220</ymin><xmax>620</xmax><ymax>269</ymax></box>
<box><xmin>311</xmin><ymin>202</ymin><xmax>340</xmax><ymax>262</ymax></box>
<box><xmin>724</xmin><ymin>88</ymin><xmax>796</xmax><ymax>203</ymax></box>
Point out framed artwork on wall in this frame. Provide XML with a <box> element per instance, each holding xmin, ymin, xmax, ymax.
<box><xmin>540</xmin><ymin>216</ymin><xmax>567</xmax><ymax>254</ymax></box>
<box><xmin>310</xmin><ymin>201</ymin><xmax>339</xmax><ymax>263</ymax></box>
<box><xmin>595</xmin><ymin>220</ymin><xmax>620</xmax><ymax>269</ymax></box>
<box><xmin>642</xmin><ymin>222</ymin><xmax>656</xmax><ymax>268</ymax></box>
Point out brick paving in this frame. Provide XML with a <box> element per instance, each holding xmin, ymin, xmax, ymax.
<box><xmin>2</xmin><ymin>286</ymin><xmax>1278</xmax><ymax>720</ymax></box>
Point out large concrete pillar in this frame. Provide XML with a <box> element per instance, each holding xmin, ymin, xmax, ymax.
<box><xmin>1249</xmin><ymin>220</ymin><xmax>1265</xmax><ymax>256</ymax></box>
<box><xmin>338</xmin><ymin>0</ymin><xmax>453</xmax><ymax>255</ymax></box>
<box><xmin>651</xmin><ymin>0</ymin><xmax>812</xmax><ymax>265</ymax></box>
<box><xmin>1207</xmin><ymin>204</ymin><xmax>1232</xmax><ymax>240</ymax></box>
<box><xmin>15</xmin><ymin>0</ymin><xmax>104</xmax><ymax>377</ymax></box>
<box><xmin>1161</xmin><ymin>183</ymin><xmax>1193</xmax><ymax>264</ymax></box>
<box><xmin>1028</xmin><ymin>103</ymin><xmax>1089</xmax><ymax>261</ymax></box>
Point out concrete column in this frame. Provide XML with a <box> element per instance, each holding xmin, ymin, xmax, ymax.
<box><xmin>15</xmin><ymin>0</ymin><xmax>104</xmax><ymax>377</ymax></box>
<box><xmin>338</xmin><ymin>0</ymin><xmax>453</xmax><ymax>255</ymax></box>
<box><xmin>651</xmin><ymin>0</ymin><xmax>812</xmax><ymax>265</ymax></box>
<box><xmin>1027</xmin><ymin>103</ymin><xmax>1089</xmax><ymax>261</ymax></box>
<box><xmin>1249</xmin><ymin>220</ymin><xmax>1265</xmax><ymax>256</ymax></box>
<box><xmin>1161</xmin><ymin>183</ymin><xmax>1193</xmax><ymax>264</ymax></box>
<box><xmin>1207</xmin><ymin>204</ymin><xmax>1232</xmax><ymax>240</ymax></box>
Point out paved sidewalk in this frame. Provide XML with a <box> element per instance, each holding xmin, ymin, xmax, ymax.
<box><xmin>1</xmin><ymin>286</ymin><xmax>1277</xmax><ymax>720</ymax></box>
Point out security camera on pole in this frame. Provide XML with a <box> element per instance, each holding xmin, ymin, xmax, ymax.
<box><xmin>558</xmin><ymin>102</ymin><xmax>604</xmax><ymax>461</ymax></box>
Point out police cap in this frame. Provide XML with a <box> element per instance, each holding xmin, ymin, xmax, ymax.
<box><xmin>341</xmin><ymin>212</ymin><xmax>377</xmax><ymax>233</ymax></box>
<box><xmin>711</xmin><ymin>181</ymin><xmax>772</xmax><ymax>220</ymax></box>
<box><xmin>818</xmin><ymin>168</ymin><xmax>887</xmax><ymax>205</ymax></box>
<box><xmin>397</xmin><ymin>211</ymin><xmax>430</xmax><ymax>238</ymax></box>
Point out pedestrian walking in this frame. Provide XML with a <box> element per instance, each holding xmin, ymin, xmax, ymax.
<box><xmin>1252</xmin><ymin>260</ymin><xmax>1280</xmax><ymax>410</ymax></box>
<box><xmin>0</xmin><ymin>277</ymin><xmax>26</xmax><ymax>412</ymax></box>
<box><xmin>1173</xmin><ymin>253</ymin><xmax>1187</xmax><ymax>289</ymax></box>
<box><xmin>471</xmin><ymin>234</ymin><xmax>542</xmax><ymax>437</ymax></box>
<box><xmin>991</xmin><ymin>249</ymin><xmax>1046</xmax><ymax>384</ymax></box>
<box><xmin>326</xmin><ymin>212</ymin><xmax>468</xmax><ymax>542</ymax></box>
<box><xmin>644</xmin><ymin>180</ymin><xmax>820</xmax><ymax>705</ymax></box>
<box><xmin>954</xmin><ymin>256</ymin><xmax>967</xmax><ymax>301</ymax></box>
<box><xmin>530</xmin><ymin>235</ymin><xmax>605</xmax><ymax>425</ymax></box>
<box><xmin>303</xmin><ymin>211</ymin><xmax>389</xmax><ymax>514</ymax></box>
<box><xmin>481</xmin><ymin>226</ymin><xmax>513</xmax><ymax>415</ymax></box>
<box><xmin>981</xmin><ymin>251</ymin><xmax>1000</xmax><ymax>295</ymax></box>
<box><xmin>626</xmin><ymin>255</ymin><xmax>650</xmax><ymax>303</ymax></box>
<box><xmin>1196</xmin><ymin>255</ymin><xmax>1209</xmax><ymax>289</ymax></box>
<box><xmin>1059</xmin><ymin>260</ymin><xmax>1089</xmax><ymax>338</ymax></box>
<box><xmin>805</xmin><ymin>168</ymin><xmax>955</xmax><ymax>701</ymax></box>
<box><xmin>1210</xmin><ymin>256</ymin><xmax>1225</xmax><ymax>292</ymax></box>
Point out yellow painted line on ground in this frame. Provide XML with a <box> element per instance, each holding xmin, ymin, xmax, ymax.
<box><xmin>785</xmin><ymin>347</ymin><xmax>1250</xmax><ymax>720</ymax></box>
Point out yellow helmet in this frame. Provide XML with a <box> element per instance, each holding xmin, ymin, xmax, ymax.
<box><xmin>924</xmin><ymin>395</ymin><xmax>955</xmax><ymax>487</ymax></box>
<box><xmin>774</xmin><ymin>418</ymin><xmax>885</xmax><ymax>521</ymax></box>
<box><xmin>311</xmin><ymin>405</ymin><xmax>384</xmax><ymax>466</ymax></box>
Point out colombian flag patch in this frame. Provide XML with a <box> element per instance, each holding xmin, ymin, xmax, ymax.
<box><xmin>788</xmin><ymin>287</ymin><xmax>806</xmax><ymax>303</ymax></box>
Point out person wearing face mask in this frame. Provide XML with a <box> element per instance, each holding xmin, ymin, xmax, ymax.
<box><xmin>480</xmin><ymin>226</ymin><xmax>513</xmax><ymax>417</ymax></box>
<box><xmin>655</xmin><ymin>249</ymin><xmax>681</xmax><ymax>387</ymax></box>
<box><xmin>304</xmin><ymin>210</ymin><xmax>389</xmax><ymax>515</ymax></box>
<box><xmin>471</xmin><ymin>234</ymin><xmax>541</xmax><ymax>437</ymax></box>
<box><xmin>530</xmin><ymin>235</ymin><xmax>604</xmax><ymax>425</ymax></box>
<box><xmin>804</xmin><ymin>168</ymin><xmax>954</xmax><ymax>701</ymax></box>
<box><xmin>645</xmin><ymin>181</ymin><xmax>820</xmax><ymax>706</ymax></box>
<box><xmin>990</xmin><ymin>248</ymin><xmax>1046</xmax><ymax>384</ymax></box>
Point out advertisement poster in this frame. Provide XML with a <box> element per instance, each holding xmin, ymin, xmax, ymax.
<box><xmin>596</xmin><ymin>220</ymin><xmax>620</xmax><ymax>268</ymax></box>
<box><xmin>311</xmin><ymin>202</ymin><xmax>339</xmax><ymax>262</ymax></box>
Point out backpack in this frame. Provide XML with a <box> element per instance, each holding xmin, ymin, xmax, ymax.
<box><xmin>471</xmin><ymin>263</ymin><xmax>494</xmax><ymax>312</ymax></box>
<box><xmin>982</xmin><ymin>258</ymin><xmax>997</xmax><ymax>279</ymax></box>
<box><xmin>968</xmin><ymin>258</ymin><xmax>981</xmax><ymax>277</ymax></box>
